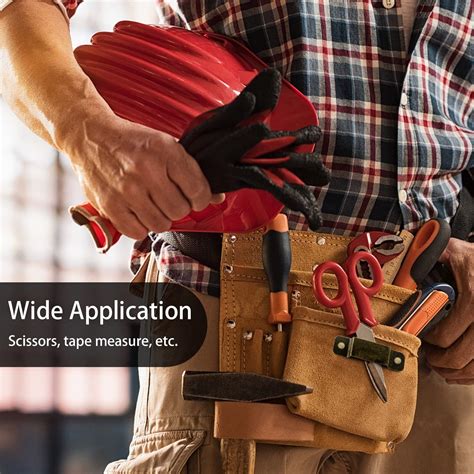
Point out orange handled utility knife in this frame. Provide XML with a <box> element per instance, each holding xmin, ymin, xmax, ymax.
<box><xmin>388</xmin><ymin>283</ymin><xmax>455</xmax><ymax>337</ymax></box>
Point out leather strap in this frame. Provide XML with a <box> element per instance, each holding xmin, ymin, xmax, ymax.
<box><xmin>215</xmin><ymin>402</ymin><xmax>315</xmax><ymax>443</ymax></box>
<box><xmin>242</xmin><ymin>329</ymin><xmax>264</xmax><ymax>374</ymax></box>
<box><xmin>144</xmin><ymin>252</ymin><xmax>159</xmax><ymax>303</ymax></box>
<box><xmin>220</xmin><ymin>439</ymin><xmax>256</xmax><ymax>474</ymax></box>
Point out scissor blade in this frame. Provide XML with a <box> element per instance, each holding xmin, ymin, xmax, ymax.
<box><xmin>356</xmin><ymin>322</ymin><xmax>377</xmax><ymax>343</ymax></box>
<box><xmin>357</xmin><ymin>324</ymin><xmax>388</xmax><ymax>403</ymax></box>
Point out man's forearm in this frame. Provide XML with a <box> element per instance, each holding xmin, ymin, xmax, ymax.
<box><xmin>1</xmin><ymin>3</ymin><xmax>223</xmax><ymax>238</ymax></box>
<box><xmin>0</xmin><ymin>0</ymin><xmax>111</xmax><ymax>153</ymax></box>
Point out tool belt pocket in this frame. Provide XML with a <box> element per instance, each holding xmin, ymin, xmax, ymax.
<box><xmin>219</xmin><ymin>230</ymin><xmax>423</xmax><ymax>453</ymax></box>
<box><xmin>283</xmin><ymin>282</ymin><xmax>421</xmax><ymax>445</ymax></box>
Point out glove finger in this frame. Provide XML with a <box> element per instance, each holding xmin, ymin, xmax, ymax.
<box><xmin>180</xmin><ymin>91</ymin><xmax>256</xmax><ymax>148</ymax></box>
<box><xmin>186</xmin><ymin>115</ymin><xmax>280</xmax><ymax>156</ymax></box>
<box><xmin>242</xmin><ymin>135</ymin><xmax>300</xmax><ymax>157</ymax></box>
<box><xmin>241</xmin><ymin>152</ymin><xmax>330</xmax><ymax>187</ymax></box>
<box><xmin>241</xmin><ymin>125</ymin><xmax>321</xmax><ymax>158</ymax></box>
<box><xmin>271</xmin><ymin>153</ymin><xmax>330</xmax><ymax>186</ymax></box>
<box><xmin>182</xmin><ymin>69</ymin><xmax>281</xmax><ymax>149</ymax></box>
<box><xmin>266</xmin><ymin>125</ymin><xmax>322</xmax><ymax>145</ymax></box>
<box><xmin>291</xmin><ymin>125</ymin><xmax>322</xmax><ymax>145</ymax></box>
<box><xmin>241</xmin><ymin>68</ymin><xmax>282</xmax><ymax>113</ymax></box>
<box><xmin>282</xmin><ymin>183</ymin><xmax>323</xmax><ymax>230</ymax></box>
<box><xmin>264</xmin><ymin>168</ymin><xmax>304</xmax><ymax>186</ymax></box>
<box><xmin>263</xmin><ymin>170</ymin><xmax>323</xmax><ymax>229</ymax></box>
<box><xmin>264</xmin><ymin>178</ymin><xmax>322</xmax><ymax>230</ymax></box>
<box><xmin>196</xmin><ymin>123</ymin><xmax>270</xmax><ymax>165</ymax></box>
<box><xmin>241</xmin><ymin>156</ymin><xmax>292</xmax><ymax>166</ymax></box>
<box><xmin>287</xmin><ymin>155</ymin><xmax>331</xmax><ymax>186</ymax></box>
<box><xmin>185</xmin><ymin>128</ymin><xmax>233</xmax><ymax>156</ymax></box>
<box><xmin>231</xmin><ymin>166</ymin><xmax>323</xmax><ymax>230</ymax></box>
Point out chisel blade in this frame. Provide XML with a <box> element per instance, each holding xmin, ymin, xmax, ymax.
<box><xmin>182</xmin><ymin>371</ymin><xmax>313</xmax><ymax>402</ymax></box>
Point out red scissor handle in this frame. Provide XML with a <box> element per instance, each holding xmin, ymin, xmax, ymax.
<box><xmin>312</xmin><ymin>252</ymin><xmax>383</xmax><ymax>335</ymax></box>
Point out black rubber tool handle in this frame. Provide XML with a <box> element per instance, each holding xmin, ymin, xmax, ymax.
<box><xmin>393</xmin><ymin>219</ymin><xmax>451</xmax><ymax>290</ymax></box>
<box><xmin>262</xmin><ymin>214</ymin><xmax>292</xmax><ymax>325</ymax></box>
<box><xmin>387</xmin><ymin>291</ymin><xmax>422</xmax><ymax>329</ymax></box>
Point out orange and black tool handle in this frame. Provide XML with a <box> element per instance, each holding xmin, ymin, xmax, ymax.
<box><xmin>393</xmin><ymin>219</ymin><xmax>451</xmax><ymax>290</ymax></box>
<box><xmin>262</xmin><ymin>214</ymin><xmax>292</xmax><ymax>325</ymax></box>
<box><xmin>387</xmin><ymin>283</ymin><xmax>455</xmax><ymax>337</ymax></box>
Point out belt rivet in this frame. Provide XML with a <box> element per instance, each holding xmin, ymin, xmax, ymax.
<box><xmin>394</xmin><ymin>357</ymin><xmax>402</xmax><ymax>365</ymax></box>
<box><xmin>226</xmin><ymin>319</ymin><xmax>236</xmax><ymax>329</ymax></box>
<box><xmin>337</xmin><ymin>341</ymin><xmax>346</xmax><ymax>350</ymax></box>
<box><xmin>243</xmin><ymin>331</ymin><xmax>253</xmax><ymax>341</ymax></box>
<box><xmin>224</xmin><ymin>264</ymin><xmax>233</xmax><ymax>274</ymax></box>
<box><xmin>317</xmin><ymin>237</ymin><xmax>326</xmax><ymax>245</ymax></box>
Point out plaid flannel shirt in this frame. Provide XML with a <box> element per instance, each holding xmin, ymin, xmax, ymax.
<box><xmin>65</xmin><ymin>1</ymin><xmax>473</xmax><ymax>296</ymax></box>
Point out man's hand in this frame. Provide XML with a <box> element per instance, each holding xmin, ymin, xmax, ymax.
<box><xmin>68</xmin><ymin>113</ymin><xmax>224</xmax><ymax>240</ymax></box>
<box><xmin>424</xmin><ymin>238</ymin><xmax>474</xmax><ymax>385</ymax></box>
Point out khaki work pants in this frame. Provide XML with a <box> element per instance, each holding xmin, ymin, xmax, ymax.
<box><xmin>105</xmin><ymin>280</ymin><xmax>473</xmax><ymax>473</ymax></box>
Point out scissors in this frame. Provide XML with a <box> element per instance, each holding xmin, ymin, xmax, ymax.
<box><xmin>312</xmin><ymin>251</ymin><xmax>388</xmax><ymax>403</ymax></box>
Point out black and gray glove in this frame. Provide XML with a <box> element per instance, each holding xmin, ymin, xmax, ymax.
<box><xmin>180</xmin><ymin>69</ymin><xmax>330</xmax><ymax>230</ymax></box>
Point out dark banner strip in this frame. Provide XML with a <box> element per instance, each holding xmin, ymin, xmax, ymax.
<box><xmin>0</xmin><ymin>283</ymin><xmax>207</xmax><ymax>367</ymax></box>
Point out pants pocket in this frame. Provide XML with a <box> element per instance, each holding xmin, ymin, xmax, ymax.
<box><xmin>104</xmin><ymin>430</ymin><xmax>206</xmax><ymax>474</ymax></box>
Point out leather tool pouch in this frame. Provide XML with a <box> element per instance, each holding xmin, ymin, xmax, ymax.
<box><xmin>218</xmin><ymin>230</ymin><xmax>421</xmax><ymax>454</ymax></box>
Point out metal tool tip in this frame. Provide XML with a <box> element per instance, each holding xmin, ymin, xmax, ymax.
<box><xmin>378</xmin><ymin>387</ymin><xmax>388</xmax><ymax>403</ymax></box>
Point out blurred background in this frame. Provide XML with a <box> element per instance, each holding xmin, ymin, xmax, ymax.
<box><xmin>0</xmin><ymin>2</ymin><xmax>158</xmax><ymax>472</ymax></box>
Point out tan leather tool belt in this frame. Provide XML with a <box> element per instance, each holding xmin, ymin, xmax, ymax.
<box><xmin>217</xmin><ymin>229</ymin><xmax>420</xmax><ymax>454</ymax></box>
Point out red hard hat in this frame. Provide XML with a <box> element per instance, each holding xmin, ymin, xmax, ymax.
<box><xmin>71</xmin><ymin>21</ymin><xmax>318</xmax><ymax>252</ymax></box>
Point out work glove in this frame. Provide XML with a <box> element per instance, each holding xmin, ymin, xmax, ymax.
<box><xmin>180</xmin><ymin>69</ymin><xmax>330</xmax><ymax>230</ymax></box>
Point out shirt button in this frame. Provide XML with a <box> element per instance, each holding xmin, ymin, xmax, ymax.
<box><xmin>383</xmin><ymin>0</ymin><xmax>396</xmax><ymax>9</ymax></box>
<box><xmin>400</xmin><ymin>92</ymin><xmax>408</xmax><ymax>107</ymax></box>
<box><xmin>398</xmin><ymin>189</ymin><xmax>408</xmax><ymax>203</ymax></box>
